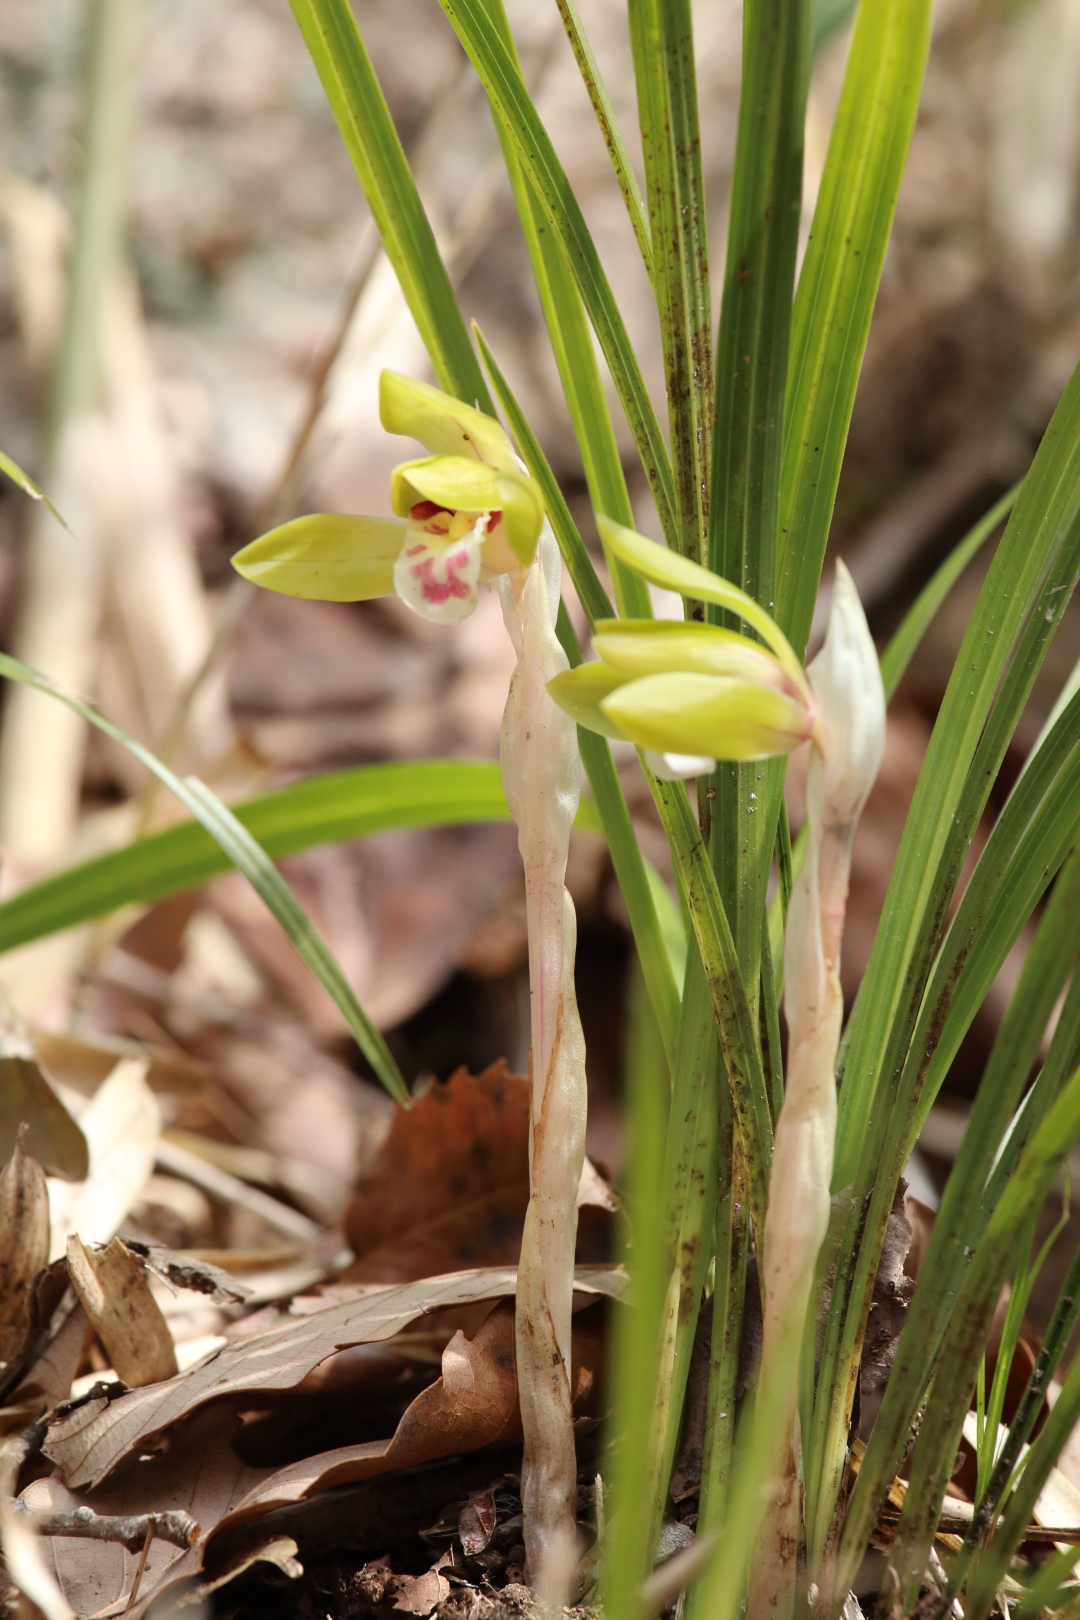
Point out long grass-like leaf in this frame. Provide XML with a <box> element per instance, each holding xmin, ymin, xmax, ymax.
<box><xmin>551</xmin><ymin>0</ymin><xmax>654</xmax><ymax>285</ymax></box>
<box><xmin>879</xmin><ymin>1054</ymin><xmax>1080</xmax><ymax>1608</ymax></box>
<box><xmin>809</xmin><ymin>359</ymin><xmax>1080</xmax><ymax>1566</ymax></box>
<box><xmin>0</xmin><ymin>656</ymin><xmax>413</xmax><ymax>1102</ymax></box>
<box><xmin>777</xmin><ymin>0</ymin><xmax>933</xmax><ymax>658</ymax></box>
<box><xmin>432</xmin><ymin>0</ymin><xmax>678</xmax><ymax>545</ymax></box>
<box><xmin>878</xmin><ymin>484</ymin><xmax>1020</xmax><ymax>697</ymax></box>
<box><xmin>289</xmin><ymin>0</ymin><xmax>492</xmax><ymax>410</ymax></box>
<box><xmin>0</xmin><ymin>448</ymin><xmax>75</xmax><ymax>537</ymax></box>
<box><xmin>0</xmin><ymin>761</ymin><xmax>518</xmax><ymax>955</ymax></box>
<box><xmin>630</xmin><ymin>0</ymin><xmax>712</xmax><ymax>559</ymax></box>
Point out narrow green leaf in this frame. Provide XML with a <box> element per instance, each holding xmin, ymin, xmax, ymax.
<box><xmin>810</xmin><ymin>358</ymin><xmax>1080</xmax><ymax>1568</ymax></box>
<box><xmin>777</xmin><ymin>0</ymin><xmax>933</xmax><ymax>658</ymax></box>
<box><xmin>650</xmin><ymin>775</ymin><xmax>773</xmax><ymax>1235</ymax></box>
<box><xmin>880</xmin><ymin>1057</ymin><xmax>1080</xmax><ymax>1609</ymax></box>
<box><xmin>0</xmin><ymin>653</ymin><xmax>410</xmax><ymax>1106</ymax></box>
<box><xmin>630</xmin><ymin>0</ymin><xmax>713</xmax><ymax>559</ymax></box>
<box><xmin>0</xmin><ymin>448</ymin><xmax>76</xmax><ymax>537</ymax></box>
<box><xmin>0</xmin><ymin>761</ymin><xmax>514</xmax><ymax>955</ymax></box>
<box><xmin>288</xmin><ymin>0</ymin><xmax>492</xmax><ymax>410</ymax></box>
<box><xmin>551</xmin><ymin>0</ymin><xmax>654</xmax><ymax>285</ymax></box>
<box><xmin>837</xmin><ymin>845</ymin><xmax>1080</xmax><ymax>1601</ymax></box>
<box><xmin>879</xmin><ymin>484</ymin><xmax>1019</xmax><ymax>700</ymax></box>
<box><xmin>432</xmin><ymin>0</ymin><xmax>678</xmax><ymax>545</ymax></box>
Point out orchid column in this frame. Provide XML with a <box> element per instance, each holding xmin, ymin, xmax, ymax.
<box><xmin>232</xmin><ymin>372</ymin><xmax>586</xmax><ymax>1595</ymax></box>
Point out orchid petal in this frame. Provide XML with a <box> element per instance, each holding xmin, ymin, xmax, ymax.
<box><xmin>389</xmin><ymin>457</ymin><xmax>543</xmax><ymax>567</ymax></box>
<box><xmin>601</xmin><ymin>672</ymin><xmax>813</xmax><ymax>761</ymax></box>
<box><xmin>393</xmin><ymin>523</ymin><xmax>482</xmax><ymax>624</ymax></box>
<box><xmin>380</xmin><ymin>370</ymin><xmax>516</xmax><ymax>469</ymax></box>
<box><xmin>231</xmin><ymin>514</ymin><xmax>404</xmax><ymax>601</ymax></box>
<box><xmin>546</xmin><ymin>662</ymin><xmax>632</xmax><ymax>740</ymax></box>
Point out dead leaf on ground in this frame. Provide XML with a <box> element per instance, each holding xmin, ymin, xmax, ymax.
<box><xmin>66</xmin><ymin>1237</ymin><xmax>178</xmax><ymax>1387</ymax></box>
<box><xmin>342</xmin><ymin>1062</ymin><xmax>612</xmax><ymax>1284</ymax></box>
<box><xmin>0</xmin><ymin>1137</ymin><xmax>50</xmax><ymax>1361</ymax></box>
<box><xmin>390</xmin><ymin>1551</ymin><xmax>453</xmax><ymax>1615</ymax></box>
<box><xmin>1</xmin><ymin>1434</ymin><xmax>75</xmax><ymax>1620</ymax></box>
<box><xmin>203</xmin><ymin>1296</ymin><xmax>606</xmax><ymax>1563</ymax></box>
<box><xmin>43</xmin><ymin>1264</ymin><xmax>624</xmax><ymax>1490</ymax></box>
<box><xmin>22</xmin><ymin>1405</ymin><xmax>271</xmax><ymax>1618</ymax></box>
<box><xmin>459</xmin><ymin>1486</ymin><xmax>498</xmax><ymax>1555</ymax></box>
<box><xmin>47</xmin><ymin>1059</ymin><xmax>160</xmax><ymax>1260</ymax></box>
<box><xmin>31</xmin><ymin>1028</ymin><xmax>211</xmax><ymax>1098</ymax></box>
<box><xmin>0</xmin><ymin>1022</ymin><xmax>88</xmax><ymax>1181</ymax></box>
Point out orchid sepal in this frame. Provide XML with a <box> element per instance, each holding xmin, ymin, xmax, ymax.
<box><xmin>379</xmin><ymin>370</ymin><xmax>516</xmax><ymax>469</ymax></box>
<box><xmin>546</xmin><ymin>663</ymin><xmax>632</xmax><ymax>741</ymax></box>
<box><xmin>593</xmin><ymin>617</ymin><xmax>799</xmax><ymax>691</ymax></box>
<box><xmin>231</xmin><ymin>513</ymin><xmax>405</xmax><ymax>602</ymax></box>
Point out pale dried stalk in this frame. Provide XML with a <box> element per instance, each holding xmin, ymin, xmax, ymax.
<box><xmin>750</xmin><ymin>564</ymin><xmax>885</xmax><ymax>1620</ymax></box>
<box><xmin>500</xmin><ymin>528</ymin><xmax>586</xmax><ymax>1604</ymax></box>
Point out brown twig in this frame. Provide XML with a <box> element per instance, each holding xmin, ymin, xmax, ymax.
<box><xmin>30</xmin><ymin>1506</ymin><xmax>198</xmax><ymax>1553</ymax></box>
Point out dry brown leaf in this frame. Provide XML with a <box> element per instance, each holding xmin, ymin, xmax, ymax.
<box><xmin>345</xmin><ymin>1062</ymin><xmax>530</xmax><ymax>1262</ymax></box>
<box><xmin>47</xmin><ymin>1060</ymin><xmax>159</xmax><ymax>1260</ymax></box>
<box><xmin>44</xmin><ymin>1265</ymin><xmax>624</xmax><ymax>1489</ymax></box>
<box><xmin>204</xmin><ymin>1296</ymin><xmax>605</xmax><ymax>1554</ymax></box>
<box><xmin>459</xmin><ymin>1486</ymin><xmax>498</xmax><ymax>1555</ymax></box>
<box><xmin>65</xmin><ymin>1237</ymin><xmax>178</xmax><ymax>1388</ymax></box>
<box><xmin>9</xmin><ymin>1297</ymin><xmax>89</xmax><ymax>1411</ymax></box>
<box><xmin>1</xmin><ymin>1435</ymin><xmax>75</xmax><ymax>1620</ymax></box>
<box><xmin>22</xmin><ymin>1405</ymin><xmax>270</xmax><ymax>1618</ymax></box>
<box><xmin>0</xmin><ymin>1023</ymin><xmax>88</xmax><ymax>1182</ymax></box>
<box><xmin>390</xmin><ymin>1553</ymin><xmax>453</xmax><ymax>1615</ymax></box>
<box><xmin>30</xmin><ymin>1029</ymin><xmax>211</xmax><ymax>1099</ymax></box>
<box><xmin>341</xmin><ymin>1062</ymin><xmax>611</xmax><ymax>1284</ymax></box>
<box><xmin>0</xmin><ymin>1138</ymin><xmax>50</xmax><ymax>1362</ymax></box>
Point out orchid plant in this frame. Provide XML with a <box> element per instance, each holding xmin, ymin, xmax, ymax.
<box><xmin>6</xmin><ymin>0</ymin><xmax>1080</xmax><ymax>1615</ymax></box>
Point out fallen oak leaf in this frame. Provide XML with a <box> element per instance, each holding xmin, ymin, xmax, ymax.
<box><xmin>43</xmin><ymin>1265</ymin><xmax>624</xmax><ymax>1490</ymax></box>
<box><xmin>342</xmin><ymin>1061</ymin><xmax>613</xmax><ymax>1284</ymax></box>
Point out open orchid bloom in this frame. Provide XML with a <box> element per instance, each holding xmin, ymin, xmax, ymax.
<box><xmin>546</xmin><ymin>516</ymin><xmax>817</xmax><ymax>777</ymax></box>
<box><xmin>231</xmin><ymin>372</ymin><xmax>545</xmax><ymax>625</ymax></box>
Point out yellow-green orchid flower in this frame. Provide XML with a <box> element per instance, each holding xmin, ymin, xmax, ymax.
<box><xmin>232</xmin><ymin>372</ymin><xmax>545</xmax><ymax>625</ymax></box>
<box><xmin>547</xmin><ymin>517</ymin><xmax>817</xmax><ymax>776</ymax></box>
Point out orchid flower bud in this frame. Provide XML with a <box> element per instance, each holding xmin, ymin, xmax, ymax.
<box><xmin>545</xmin><ymin>522</ymin><xmax>815</xmax><ymax>771</ymax></box>
<box><xmin>231</xmin><ymin>371</ymin><xmax>544</xmax><ymax>626</ymax></box>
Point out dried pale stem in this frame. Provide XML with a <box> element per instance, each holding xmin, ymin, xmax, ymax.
<box><xmin>27</xmin><ymin>1508</ymin><xmax>198</xmax><ymax>1553</ymax></box>
<box><xmin>500</xmin><ymin>531</ymin><xmax>587</xmax><ymax>1603</ymax></box>
<box><xmin>749</xmin><ymin>567</ymin><xmax>884</xmax><ymax>1620</ymax></box>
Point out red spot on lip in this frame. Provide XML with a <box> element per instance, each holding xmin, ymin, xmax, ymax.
<box><xmin>410</xmin><ymin>500</ymin><xmax>452</xmax><ymax>521</ymax></box>
<box><xmin>410</xmin><ymin>545</ymin><xmax>472</xmax><ymax>605</ymax></box>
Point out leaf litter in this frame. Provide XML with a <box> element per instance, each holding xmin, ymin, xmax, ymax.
<box><xmin>0</xmin><ymin>1033</ymin><xmax>623</xmax><ymax>1620</ymax></box>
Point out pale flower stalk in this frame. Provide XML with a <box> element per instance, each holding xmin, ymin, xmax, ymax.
<box><xmin>231</xmin><ymin>377</ymin><xmax>586</xmax><ymax>1591</ymax></box>
<box><xmin>749</xmin><ymin>562</ymin><xmax>886</xmax><ymax>1620</ymax></box>
<box><xmin>500</xmin><ymin>525</ymin><xmax>587</xmax><ymax>1603</ymax></box>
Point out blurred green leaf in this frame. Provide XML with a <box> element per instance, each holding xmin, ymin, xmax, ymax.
<box><xmin>0</xmin><ymin>653</ymin><xmax>410</xmax><ymax>1107</ymax></box>
<box><xmin>0</xmin><ymin>448</ymin><xmax>75</xmax><ymax>537</ymax></box>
